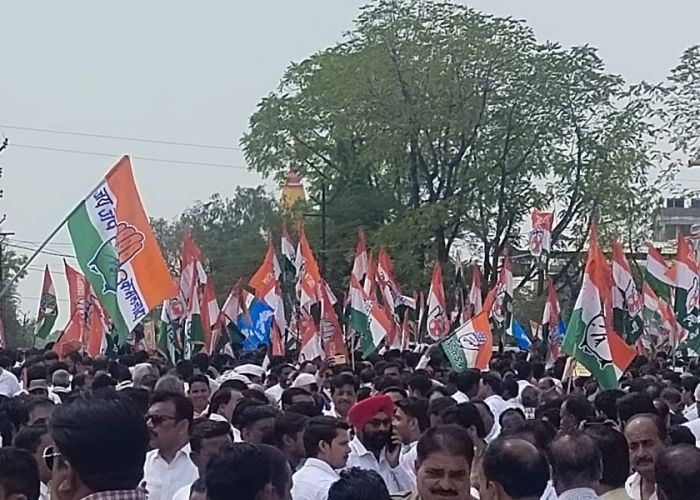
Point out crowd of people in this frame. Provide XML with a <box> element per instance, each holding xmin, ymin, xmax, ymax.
<box><xmin>0</xmin><ymin>345</ymin><xmax>698</xmax><ymax>500</ymax></box>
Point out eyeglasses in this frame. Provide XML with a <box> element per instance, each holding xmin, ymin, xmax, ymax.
<box><xmin>146</xmin><ymin>414</ymin><xmax>179</xmax><ymax>426</ymax></box>
<box><xmin>43</xmin><ymin>446</ymin><xmax>62</xmax><ymax>471</ymax></box>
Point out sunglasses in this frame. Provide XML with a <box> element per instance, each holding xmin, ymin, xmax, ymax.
<box><xmin>146</xmin><ymin>414</ymin><xmax>179</xmax><ymax>426</ymax></box>
<box><xmin>43</xmin><ymin>446</ymin><xmax>62</xmax><ymax>471</ymax></box>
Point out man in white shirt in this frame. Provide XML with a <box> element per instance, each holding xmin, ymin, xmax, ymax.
<box><xmin>266</xmin><ymin>364</ymin><xmax>294</xmax><ymax>406</ymax></box>
<box><xmin>143</xmin><ymin>391</ymin><xmax>199</xmax><ymax>500</ymax></box>
<box><xmin>393</xmin><ymin>398</ymin><xmax>429</xmax><ymax>487</ymax></box>
<box><xmin>346</xmin><ymin>394</ymin><xmax>414</xmax><ymax>494</ymax></box>
<box><xmin>292</xmin><ymin>416</ymin><xmax>351</xmax><ymax>500</ymax></box>
<box><xmin>625</xmin><ymin>414</ymin><xmax>667</xmax><ymax>500</ymax></box>
<box><xmin>472</xmin><ymin>400</ymin><xmax>501</xmax><ymax>443</ymax></box>
<box><xmin>0</xmin><ymin>361</ymin><xmax>21</xmax><ymax>397</ymax></box>
<box><xmin>477</xmin><ymin>373</ymin><xmax>512</xmax><ymax>422</ymax></box>
<box><xmin>172</xmin><ymin>419</ymin><xmax>233</xmax><ymax>500</ymax></box>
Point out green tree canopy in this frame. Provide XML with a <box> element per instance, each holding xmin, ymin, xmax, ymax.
<box><xmin>241</xmin><ymin>0</ymin><xmax>664</xmax><ymax>298</ymax></box>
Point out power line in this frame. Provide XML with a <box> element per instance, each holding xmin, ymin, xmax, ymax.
<box><xmin>10</xmin><ymin>144</ymin><xmax>249</xmax><ymax>170</ymax></box>
<box><xmin>0</xmin><ymin>124</ymin><xmax>243</xmax><ymax>152</ymax></box>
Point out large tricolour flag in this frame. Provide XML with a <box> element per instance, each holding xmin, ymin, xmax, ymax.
<box><xmin>675</xmin><ymin>234</ymin><xmax>700</xmax><ymax>352</ymax></box>
<box><xmin>352</xmin><ymin>229</ymin><xmax>369</xmax><ymax>282</ymax></box>
<box><xmin>67</xmin><ymin>156</ymin><xmax>176</xmax><ymax>344</ymax></box>
<box><xmin>442</xmin><ymin>311</ymin><xmax>492</xmax><ymax>371</ymax></box>
<box><xmin>349</xmin><ymin>275</ymin><xmax>393</xmax><ymax>356</ymax></box>
<box><xmin>35</xmin><ymin>265</ymin><xmax>58</xmax><ymax>340</ymax></box>
<box><xmin>611</xmin><ymin>238</ymin><xmax>644</xmax><ymax>344</ymax></box>
<box><xmin>562</xmin><ymin>222</ymin><xmax>636</xmax><ymax>390</ymax></box>
<box><xmin>645</xmin><ymin>243</ymin><xmax>673</xmax><ymax>302</ymax></box>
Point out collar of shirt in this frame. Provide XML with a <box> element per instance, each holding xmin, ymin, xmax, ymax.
<box><xmin>626</xmin><ymin>472</ymin><xmax>657</xmax><ymax>500</ymax></box>
<box><xmin>557</xmin><ymin>488</ymin><xmax>599</xmax><ymax>500</ymax></box>
<box><xmin>301</xmin><ymin>457</ymin><xmax>341</xmax><ymax>478</ymax></box>
<box><xmin>485</xmin><ymin>421</ymin><xmax>501</xmax><ymax>443</ymax></box>
<box><xmin>81</xmin><ymin>489</ymin><xmax>148</xmax><ymax>500</ymax></box>
<box><xmin>40</xmin><ymin>482</ymin><xmax>49</xmax><ymax>500</ymax></box>
<box><xmin>157</xmin><ymin>443</ymin><xmax>191</xmax><ymax>463</ymax></box>
<box><xmin>350</xmin><ymin>436</ymin><xmax>387</xmax><ymax>462</ymax></box>
<box><xmin>600</xmin><ymin>488</ymin><xmax>633</xmax><ymax>500</ymax></box>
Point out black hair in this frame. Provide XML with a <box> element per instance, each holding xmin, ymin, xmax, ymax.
<box><xmin>176</xmin><ymin>360</ymin><xmax>195</xmax><ymax>381</ymax></box>
<box><xmin>617</xmin><ymin>392</ymin><xmax>656</xmax><ymax>424</ymax></box>
<box><xmin>515</xmin><ymin>360</ymin><xmax>532</xmax><ymax>381</ymax></box>
<box><xmin>26</xmin><ymin>396</ymin><xmax>55</xmax><ymax>425</ymax></box>
<box><xmin>205</xmin><ymin>443</ymin><xmax>271</xmax><ymax>500</ymax></box>
<box><xmin>238</xmin><ymin>405</ymin><xmax>278</xmax><ymax>431</ymax></box>
<box><xmin>407</xmin><ymin>371</ymin><xmax>433</xmax><ymax>398</ymax></box>
<box><xmin>49</xmin><ymin>392</ymin><xmax>149</xmax><ymax>491</ymax></box>
<box><xmin>502</xmin><ymin>379</ymin><xmax>519</xmax><ymax>401</ymax></box>
<box><xmin>26</xmin><ymin>364</ymin><xmax>48</xmax><ymax>383</ymax></box>
<box><xmin>282</xmin><ymin>388</ymin><xmax>313</xmax><ymax>408</ymax></box>
<box><xmin>242</xmin><ymin>389</ymin><xmax>269</xmax><ymax>404</ymax></box>
<box><xmin>395</xmin><ymin>398</ymin><xmax>430</xmax><ymax>432</ymax></box>
<box><xmin>594</xmin><ymin>390</ymin><xmax>625</xmax><ymax>421</ymax></box>
<box><xmin>13</xmin><ymin>422</ymin><xmax>49</xmax><ymax>454</ymax></box>
<box><xmin>584</xmin><ymin>425</ymin><xmax>630</xmax><ymax>489</ymax></box>
<box><xmin>669</xmin><ymin>425</ymin><xmax>697</xmax><ymax>446</ymax></box>
<box><xmin>209</xmin><ymin>387</ymin><xmax>237</xmax><ymax>415</ymax></box>
<box><xmin>681</xmin><ymin>375</ymin><xmax>700</xmax><ymax>394</ymax></box>
<box><xmin>119</xmin><ymin>387</ymin><xmax>150</xmax><ymax>416</ymax></box>
<box><xmin>499</xmin><ymin>407</ymin><xmax>526</xmax><ymax>427</ymax></box>
<box><xmin>331</xmin><ymin>374</ymin><xmax>359</xmax><ymax>395</ymax></box>
<box><xmin>220</xmin><ymin>379</ymin><xmax>249</xmax><ymax>392</ymax></box>
<box><xmin>454</xmin><ymin>370</ymin><xmax>481</xmax><ymax>395</ymax></box>
<box><xmin>417</xmin><ymin>424</ymin><xmax>475</xmax><ymax>466</ymax></box>
<box><xmin>304</xmin><ymin>416</ymin><xmax>350</xmax><ymax>458</ymax></box>
<box><xmin>427</xmin><ymin>396</ymin><xmax>456</xmax><ymax>419</ymax></box>
<box><xmin>191</xmin><ymin>352</ymin><xmax>210</xmax><ymax>374</ymax></box>
<box><xmin>272</xmin><ymin>412</ymin><xmax>308</xmax><ymax>449</ymax></box>
<box><xmin>188</xmin><ymin>374</ymin><xmax>211</xmax><ymax>390</ymax></box>
<box><xmin>0</xmin><ymin>447</ymin><xmax>40</xmax><ymax>500</ymax></box>
<box><xmin>440</xmin><ymin>402</ymin><xmax>486</xmax><ymax>438</ymax></box>
<box><xmin>483</xmin><ymin>438</ymin><xmax>549</xmax><ymax>499</ymax></box>
<box><xmin>328</xmin><ymin>468</ymin><xmax>391</xmax><ymax>500</ymax></box>
<box><xmin>655</xmin><ymin>445</ymin><xmax>700</xmax><ymax>500</ymax></box>
<box><xmin>500</xmin><ymin>419</ymin><xmax>557</xmax><ymax>451</ymax></box>
<box><xmin>92</xmin><ymin>373</ymin><xmax>118</xmax><ymax>391</ymax></box>
<box><xmin>481</xmin><ymin>373</ymin><xmax>503</xmax><ymax>396</ymax></box>
<box><xmin>191</xmin><ymin>477</ymin><xmax>206</xmax><ymax>494</ymax></box>
<box><xmin>231</xmin><ymin>398</ymin><xmax>266</xmax><ymax>429</ymax></box>
<box><xmin>548</xmin><ymin>433</ymin><xmax>602</xmax><ymax>489</ymax></box>
<box><xmin>380</xmin><ymin>386</ymin><xmax>408</xmax><ymax>399</ymax></box>
<box><xmin>563</xmin><ymin>394</ymin><xmax>595</xmax><ymax>422</ymax></box>
<box><xmin>149</xmin><ymin>390</ymin><xmax>195</xmax><ymax>425</ymax></box>
<box><xmin>259</xmin><ymin>444</ymin><xmax>291</xmax><ymax>497</ymax></box>
<box><xmin>356</xmin><ymin>387</ymin><xmax>372</xmax><ymax>402</ymax></box>
<box><xmin>190</xmin><ymin>419</ymin><xmax>232</xmax><ymax>454</ymax></box>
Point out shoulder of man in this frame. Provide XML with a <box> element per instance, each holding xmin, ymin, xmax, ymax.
<box><xmin>391</xmin><ymin>491</ymin><xmax>420</xmax><ymax>500</ymax></box>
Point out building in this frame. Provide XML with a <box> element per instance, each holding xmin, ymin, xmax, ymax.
<box><xmin>653</xmin><ymin>198</ymin><xmax>700</xmax><ymax>242</ymax></box>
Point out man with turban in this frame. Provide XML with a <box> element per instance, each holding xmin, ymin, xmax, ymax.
<box><xmin>346</xmin><ymin>394</ymin><xmax>414</xmax><ymax>494</ymax></box>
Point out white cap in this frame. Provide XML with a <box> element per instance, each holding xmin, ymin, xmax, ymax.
<box><xmin>292</xmin><ymin>373</ymin><xmax>317</xmax><ymax>389</ymax></box>
<box><xmin>235</xmin><ymin>364</ymin><xmax>265</xmax><ymax>379</ymax></box>
<box><xmin>218</xmin><ymin>370</ymin><xmax>251</xmax><ymax>386</ymax></box>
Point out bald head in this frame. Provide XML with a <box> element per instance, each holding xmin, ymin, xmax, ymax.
<box><xmin>655</xmin><ymin>445</ymin><xmax>700</xmax><ymax>500</ymax></box>
<box><xmin>549</xmin><ymin>433</ymin><xmax>601</xmax><ymax>495</ymax></box>
<box><xmin>483</xmin><ymin>438</ymin><xmax>549</xmax><ymax>500</ymax></box>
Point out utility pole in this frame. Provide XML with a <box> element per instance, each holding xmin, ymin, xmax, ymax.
<box><xmin>0</xmin><ymin>136</ymin><xmax>11</xmax><ymax>339</ymax></box>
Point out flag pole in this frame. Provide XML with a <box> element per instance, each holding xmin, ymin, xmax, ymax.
<box><xmin>0</xmin><ymin>172</ymin><xmax>109</xmax><ymax>302</ymax></box>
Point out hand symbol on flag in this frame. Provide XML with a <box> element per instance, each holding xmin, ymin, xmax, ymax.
<box><xmin>89</xmin><ymin>222</ymin><xmax>145</xmax><ymax>293</ymax></box>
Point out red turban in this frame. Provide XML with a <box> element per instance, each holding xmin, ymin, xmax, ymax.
<box><xmin>347</xmin><ymin>394</ymin><xmax>395</xmax><ymax>431</ymax></box>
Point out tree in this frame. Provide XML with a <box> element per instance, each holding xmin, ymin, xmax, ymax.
<box><xmin>1</xmin><ymin>247</ymin><xmax>33</xmax><ymax>347</ymax></box>
<box><xmin>241</xmin><ymin>0</ymin><xmax>664</xmax><ymax>298</ymax></box>
<box><xmin>151</xmin><ymin>186</ymin><xmax>282</xmax><ymax>302</ymax></box>
<box><xmin>663</xmin><ymin>45</ymin><xmax>700</xmax><ymax>162</ymax></box>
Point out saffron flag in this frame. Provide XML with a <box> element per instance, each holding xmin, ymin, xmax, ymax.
<box><xmin>67</xmin><ymin>156</ymin><xmax>176</xmax><ymax>344</ymax></box>
<box><xmin>35</xmin><ymin>265</ymin><xmax>58</xmax><ymax>339</ymax></box>
<box><xmin>488</xmin><ymin>250</ymin><xmax>513</xmax><ymax>338</ymax></box>
<box><xmin>529</xmin><ymin>210</ymin><xmax>554</xmax><ymax>269</ymax></box>
<box><xmin>645</xmin><ymin>244</ymin><xmax>674</xmax><ymax>302</ymax></box>
<box><xmin>442</xmin><ymin>311</ymin><xmax>492</xmax><ymax>371</ymax></box>
<box><xmin>468</xmin><ymin>263</ymin><xmax>483</xmax><ymax>318</ymax></box>
<box><xmin>320</xmin><ymin>281</ymin><xmax>348</xmax><ymax>359</ymax></box>
<box><xmin>562</xmin><ymin>222</ymin><xmax>635</xmax><ymax>390</ymax></box>
<box><xmin>542</xmin><ymin>279</ymin><xmax>566</xmax><ymax>368</ymax></box>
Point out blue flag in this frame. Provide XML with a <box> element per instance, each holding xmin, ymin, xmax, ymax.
<box><xmin>512</xmin><ymin>319</ymin><xmax>531</xmax><ymax>351</ymax></box>
<box><xmin>237</xmin><ymin>295</ymin><xmax>274</xmax><ymax>351</ymax></box>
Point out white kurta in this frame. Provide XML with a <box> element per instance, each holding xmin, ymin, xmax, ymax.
<box><xmin>291</xmin><ymin>457</ymin><xmax>340</xmax><ymax>500</ymax></box>
<box><xmin>143</xmin><ymin>443</ymin><xmax>199</xmax><ymax>500</ymax></box>
<box><xmin>346</xmin><ymin>437</ymin><xmax>414</xmax><ymax>494</ymax></box>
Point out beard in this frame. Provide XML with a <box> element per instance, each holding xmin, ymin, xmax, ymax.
<box><xmin>361</xmin><ymin>430</ymin><xmax>391</xmax><ymax>452</ymax></box>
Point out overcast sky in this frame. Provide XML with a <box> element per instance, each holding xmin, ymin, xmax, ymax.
<box><xmin>1</xmin><ymin>0</ymin><xmax>698</xmax><ymax>327</ymax></box>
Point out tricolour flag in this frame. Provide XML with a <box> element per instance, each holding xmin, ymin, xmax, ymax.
<box><xmin>643</xmin><ymin>283</ymin><xmax>678</xmax><ymax>347</ymax></box>
<box><xmin>645</xmin><ymin>244</ymin><xmax>673</xmax><ymax>302</ymax></box>
<box><xmin>529</xmin><ymin>210</ymin><xmax>554</xmax><ymax>269</ymax></box>
<box><xmin>675</xmin><ymin>234</ymin><xmax>700</xmax><ymax>352</ymax></box>
<box><xmin>488</xmin><ymin>249</ymin><xmax>513</xmax><ymax>338</ymax></box>
<box><xmin>350</xmin><ymin>275</ymin><xmax>393</xmax><ymax>356</ymax></box>
<box><xmin>611</xmin><ymin>239</ymin><xmax>644</xmax><ymax>344</ymax></box>
<box><xmin>158</xmin><ymin>295</ymin><xmax>183</xmax><ymax>363</ymax></box>
<box><xmin>467</xmin><ymin>263</ymin><xmax>483</xmax><ymax>319</ymax></box>
<box><xmin>35</xmin><ymin>265</ymin><xmax>58</xmax><ymax>339</ymax></box>
<box><xmin>67</xmin><ymin>156</ymin><xmax>176</xmax><ymax>344</ymax></box>
<box><xmin>281</xmin><ymin>222</ymin><xmax>298</xmax><ymax>276</ymax></box>
<box><xmin>542</xmin><ymin>279</ymin><xmax>566</xmax><ymax>368</ymax></box>
<box><xmin>562</xmin><ymin>222</ymin><xmax>636</xmax><ymax>390</ymax></box>
<box><xmin>442</xmin><ymin>311</ymin><xmax>492</xmax><ymax>371</ymax></box>
<box><xmin>352</xmin><ymin>229</ymin><xmax>369</xmax><ymax>282</ymax></box>
<box><xmin>425</xmin><ymin>261</ymin><xmax>449</xmax><ymax>340</ymax></box>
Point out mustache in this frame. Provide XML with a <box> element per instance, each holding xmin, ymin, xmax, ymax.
<box><xmin>430</xmin><ymin>489</ymin><xmax>458</xmax><ymax>496</ymax></box>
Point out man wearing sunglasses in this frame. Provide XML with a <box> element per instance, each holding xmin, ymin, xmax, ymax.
<box><xmin>46</xmin><ymin>391</ymin><xmax>150</xmax><ymax>500</ymax></box>
<box><xmin>143</xmin><ymin>391</ymin><xmax>198</xmax><ymax>500</ymax></box>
